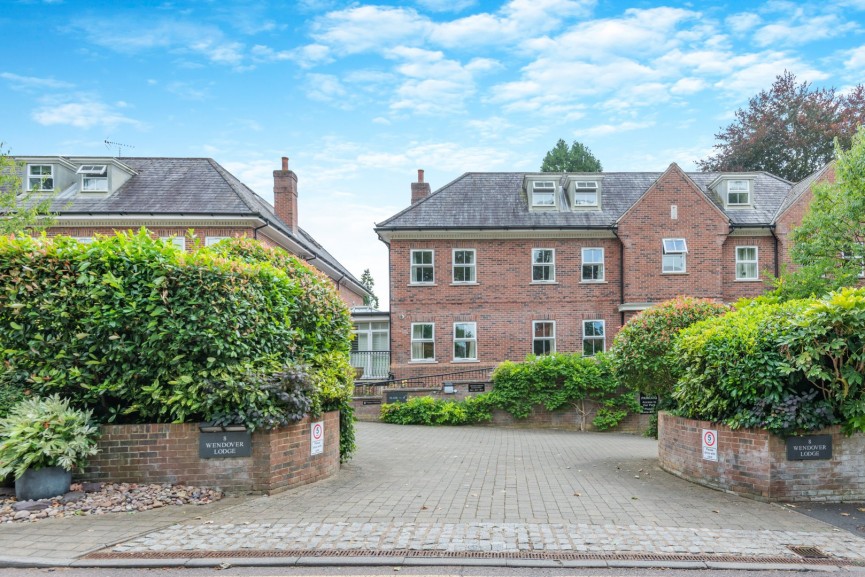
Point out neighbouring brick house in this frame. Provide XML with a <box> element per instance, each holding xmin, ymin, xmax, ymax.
<box><xmin>10</xmin><ymin>155</ymin><xmax>370</xmax><ymax>306</ymax></box>
<box><xmin>375</xmin><ymin>163</ymin><xmax>835</xmax><ymax>381</ymax></box>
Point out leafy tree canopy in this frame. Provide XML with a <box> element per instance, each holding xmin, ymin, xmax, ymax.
<box><xmin>698</xmin><ymin>71</ymin><xmax>865</xmax><ymax>182</ymax></box>
<box><xmin>540</xmin><ymin>139</ymin><xmax>603</xmax><ymax>172</ymax></box>
<box><xmin>774</xmin><ymin>126</ymin><xmax>865</xmax><ymax>300</ymax></box>
<box><xmin>360</xmin><ymin>268</ymin><xmax>379</xmax><ymax>309</ymax></box>
<box><xmin>1</xmin><ymin>142</ymin><xmax>55</xmax><ymax>235</ymax></box>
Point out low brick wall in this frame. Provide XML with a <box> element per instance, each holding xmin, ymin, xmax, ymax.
<box><xmin>658</xmin><ymin>412</ymin><xmax>865</xmax><ymax>502</ymax></box>
<box><xmin>78</xmin><ymin>411</ymin><xmax>340</xmax><ymax>495</ymax></box>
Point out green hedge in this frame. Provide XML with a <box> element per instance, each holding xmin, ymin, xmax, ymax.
<box><xmin>0</xmin><ymin>232</ymin><xmax>354</xmax><ymax>450</ymax></box>
<box><xmin>489</xmin><ymin>353</ymin><xmax>637</xmax><ymax>431</ymax></box>
<box><xmin>380</xmin><ymin>395</ymin><xmax>492</xmax><ymax>426</ymax></box>
<box><xmin>674</xmin><ymin>288</ymin><xmax>865</xmax><ymax>435</ymax></box>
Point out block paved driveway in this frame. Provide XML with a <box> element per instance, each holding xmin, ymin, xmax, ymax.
<box><xmin>200</xmin><ymin>422</ymin><xmax>816</xmax><ymax>530</ymax></box>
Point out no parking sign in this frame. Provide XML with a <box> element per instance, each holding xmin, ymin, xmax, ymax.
<box><xmin>702</xmin><ymin>429</ymin><xmax>718</xmax><ymax>462</ymax></box>
<box><xmin>311</xmin><ymin>421</ymin><xmax>324</xmax><ymax>456</ymax></box>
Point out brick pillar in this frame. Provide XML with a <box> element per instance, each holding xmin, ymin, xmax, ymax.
<box><xmin>273</xmin><ymin>156</ymin><xmax>298</xmax><ymax>234</ymax></box>
<box><xmin>411</xmin><ymin>169</ymin><xmax>431</xmax><ymax>204</ymax></box>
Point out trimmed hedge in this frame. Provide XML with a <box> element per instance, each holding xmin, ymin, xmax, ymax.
<box><xmin>674</xmin><ymin>288</ymin><xmax>865</xmax><ymax>435</ymax></box>
<box><xmin>489</xmin><ymin>353</ymin><xmax>637</xmax><ymax>431</ymax></box>
<box><xmin>380</xmin><ymin>395</ymin><xmax>492</xmax><ymax>426</ymax></box>
<box><xmin>0</xmin><ymin>233</ymin><xmax>354</xmax><ymax>448</ymax></box>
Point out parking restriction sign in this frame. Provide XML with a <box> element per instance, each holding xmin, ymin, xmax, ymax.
<box><xmin>311</xmin><ymin>421</ymin><xmax>324</xmax><ymax>456</ymax></box>
<box><xmin>702</xmin><ymin>429</ymin><xmax>718</xmax><ymax>462</ymax></box>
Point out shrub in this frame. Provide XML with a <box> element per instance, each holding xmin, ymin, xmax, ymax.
<box><xmin>489</xmin><ymin>353</ymin><xmax>637</xmax><ymax>431</ymax></box>
<box><xmin>610</xmin><ymin>297</ymin><xmax>730</xmax><ymax>397</ymax></box>
<box><xmin>380</xmin><ymin>395</ymin><xmax>491</xmax><ymax>426</ymax></box>
<box><xmin>0</xmin><ymin>395</ymin><xmax>99</xmax><ymax>479</ymax></box>
<box><xmin>0</xmin><ymin>232</ymin><xmax>353</xmax><ymax>440</ymax></box>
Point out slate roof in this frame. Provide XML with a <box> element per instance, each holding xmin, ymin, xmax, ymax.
<box><xmin>376</xmin><ymin>170</ymin><xmax>795</xmax><ymax>230</ymax></box>
<box><xmin>773</xmin><ymin>162</ymin><xmax>833</xmax><ymax>221</ymax></box>
<box><xmin>22</xmin><ymin>156</ymin><xmax>364</xmax><ymax>291</ymax></box>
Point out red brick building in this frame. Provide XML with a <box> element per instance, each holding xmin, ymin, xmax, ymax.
<box><xmin>12</xmin><ymin>155</ymin><xmax>369</xmax><ymax>306</ymax></box>
<box><xmin>375</xmin><ymin>164</ymin><xmax>831</xmax><ymax>380</ymax></box>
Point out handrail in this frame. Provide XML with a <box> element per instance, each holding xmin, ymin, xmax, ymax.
<box><xmin>354</xmin><ymin>366</ymin><xmax>494</xmax><ymax>396</ymax></box>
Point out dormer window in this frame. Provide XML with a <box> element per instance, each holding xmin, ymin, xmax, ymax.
<box><xmin>77</xmin><ymin>165</ymin><xmax>108</xmax><ymax>192</ymax></box>
<box><xmin>573</xmin><ymin>180</ymin><xmax>599</xmax><ymax>207</ymax></box>
<box><xmin>27</xmin><ymin>164</ymin><xmax>54</xmax><ymax>191</ymax></box>
<box><xmin>531</xmin><ymin>180</ymin><xmax>556</xmax><ymax>207</ymax></box>
<box><xmin>727</xmin><ymin>179</ymin><xmax>750</xmax><ymax>206</ymax></box>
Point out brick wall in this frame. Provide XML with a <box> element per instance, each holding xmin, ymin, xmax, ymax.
<box><xmin>658</xmin><ymin>412</ymin><xmax>865</xmax><ymax>502</ymax></box>
<box><xmin>79</xmin><ymin>412</ymin><xmax>340</xmax><ymax>495</ymax></box>
<box><xmin>775</xmin><ymin>165</ymin><xmax>835</xmax><ymax>271</ymax></box>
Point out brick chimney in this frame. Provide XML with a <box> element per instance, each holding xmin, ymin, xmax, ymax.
<box><xmin>273</xmin><ymin>156</ymin><xmax>298</xmax><ymax>234</ymax></box>
<box><xmin>411</xmin><ymin>169</ymin><xmax>431</xmax><ymax>204</ymax></box>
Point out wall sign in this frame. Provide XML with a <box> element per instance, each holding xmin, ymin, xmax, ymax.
<box><xmin>702</xmin><ymin>429</ymin><xmax>718</xmax><ymax>462</ymax></box>
<box><xmin>786</xmin><ymin>435</ymin><xmax>832</xmax><ymax>461</ymax></box>
<box><xmin>386</xmin><ymin>391</ymin><xmax>409</xmax><ymax>403</ymax></box>
<box><xmin>468</xmin><ymin>383</ymin><xmax>486</xmax><ymax>393</ymax></box>
<box><xmin>362</xmin><ymin>399</ymin><xmax>382</xmax><ymax>405</ymax></box>
<box><xmin>199</xmin><ymin>431</ymin><xmax>252</xmax><ymax>459</ymax></box>
<box><xmin>639</xmin><ymin>394</ymin><xmax>659</xmax><ymax>414</ymax></box>
<box><xmin>311</xmin><ymin>421</ymin><xmax>324</xmax><ymax>456</ymax></box>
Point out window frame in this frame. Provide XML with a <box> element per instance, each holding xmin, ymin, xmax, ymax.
<box><xmin>662</xmin><ymin>238</ymin><xmax>687</xmax><ymax>274</ymax></box>
<box><xmin>453</xmin><ymin>322</ymin><xmax>478</xmax><ymax>361</ymax></box>
<box><xmin>573</xmin><ymin>180</ymin><xmax>599</xmax><ymax>208</ymax></box>
<box><xmin>452</xmin><ymin>248</ymin><xmax>476</xmax><ymax>284</ymax></box>
<box><xmin>735</xmin><ymin>245</ymin><xmax>759</xmax><ymax>281</ymax></box>
<box><xmin>531</xmin><ymin>248</ymin><xmax>556</xmax><ymax>283</ymax></box>
<box><xmin>27</xmin><ymin>164</ymin><xmax>54</xmax><ymax>192</ymax></box>
<box><xmin>410</xmin><ymin>249</ymin><xmax>435</xmax><ymax>284</ymax></box>
<box><xmin>727</xmin><ymin>179</ymin><xmax>750</xmax><ymax>206</ymax></box>
<box><xmin>410</xmin><ymin>322</ymin><xmax>435</xmax><ymax>362</ymax></box>
<box><xmin>205</xmin><ymin>236</ymin><xmax>230</xmax><ymax>247</ymax></box>
<box><xmin>582</xmin><ymin>319</ymin><xmax>606</xmax><ymax>356</ymax></box>
<box><xmin>77</xmin><ymin>164</ymin><xmax>108</xmax><ymax>192</ymax></box>
<box><xmin>581</xmin><ymin>247</ymin><xmax>605</xmax><ymax>282</ymax></box>
<box><xmin>161</xmin><ymin>236</ymin><xmax>187</xmax><ymax>251</ymax></box>
<box><xmin>532</xmin><ymin>320</ymin><xmax>556</xmax><ymax>356</ymax></box>
<box><xmin>530</xmin><ymin>180</ymin><xmax>557</xmax><ymax>208</ymax></box>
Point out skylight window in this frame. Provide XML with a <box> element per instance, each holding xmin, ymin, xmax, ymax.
<box><xmin>77</xmin><ymin>164</ymin><xmax>108</xmax><ymax>192</ymax></box>
<box><xmin>76</xmin><ymin>165</ymin><xmax>107</xmax><ymax>175</ymax></box>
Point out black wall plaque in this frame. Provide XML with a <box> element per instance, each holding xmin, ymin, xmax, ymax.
<box><xmin>362</xmin><ymin>399</ymin><xmax>383</xmax><ymax>405</ymax></box>
<box><xmin>200</xmin><ymin>431</ymin><xmax>252</xmax><ymax>459</ymax></box>
<box><xmin>786</xmin><ymin>434</ymin><xmax>832</xmax><ymax>461</ymax></box>
<box><xmin>386</xmin><ymin>391</ymin><xmax>409</xmax><ymax>403</ymax></box>
<box><xmin>639</xmin><ymin>394</ymin><xmax>659</xmax><ymax>415</ymax></box>
<box><xmin>468</xmin><ymin>383</ymin><xmax>486</xmax><ymax>393</ymax></box>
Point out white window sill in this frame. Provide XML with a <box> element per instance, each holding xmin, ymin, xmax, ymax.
<box><xmin>409</xmin><ymin>359</ymin><xmax>438</xmax><ymax>364</ymax></box>
<box><xmin>408</xmin><ymin>283</ymin><xmax>437</xmax><ymax>287</ymax></box>
<box><xmin>530</xmin><ymin>281</ymin><xmax>559</xmax><ymax>285</ymax></box>
<box><xmin>452</xmin><ymin>359</ymin><xmax>479</xmax><ymax>363</ymax></box>
<box><xmin>735</xmin><ymin>278</ymin><xmax>760</xmax><ymax>282</ymax></box>
<box><xmin>450</xmin><ymin>282</ymin><xmax>479</xmax><ymax>286</ymax></box>
<box><xmin>580</xmin><ymin>280</ymin><xmax>607</xmax><ymax>284</ymax></box>
<box><xmin>661</xmin><ymin>272</ymin><xmax>688</xmax><ymax>275</ymax></box>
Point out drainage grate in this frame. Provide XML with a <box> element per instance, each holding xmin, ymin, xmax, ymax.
<box><xmin>788</xmin><ymin>545</ymin><xmax>830</xmax><ymax>559</ymax></box>
<box><xmin>82</xmin><ymin>549</ymin><xmax>863</xmax><ymax>567</ymax></box>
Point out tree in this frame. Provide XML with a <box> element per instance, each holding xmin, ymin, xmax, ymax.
<box><xmin>777</xmin><ymin>127</ymin><xmax>865</xmax><ymax>299</ymax></box>
<box><xmin>360</xmin><ymin>268</ymin><xmax>379</xmax><ymax>309</ymax></box>
<box><xmin>1</xmin><ymin>142</ymin><xmax>54</xmax><ymax>235</ymax></box>
<box><xmin>540</xmin><ymin>139</ymin><xmax>603</xmax><ymax>172</ymax></box>
<box><xmin>698</xmin><ymin>71</ymin><xmax>865</xmax><ymax>183</ymax></box>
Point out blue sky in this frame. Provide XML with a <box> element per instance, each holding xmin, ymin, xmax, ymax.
<box><xmin>3</xmin><ymin>0</ymin><xmax>865</xmax><ymax>307</ymax></box>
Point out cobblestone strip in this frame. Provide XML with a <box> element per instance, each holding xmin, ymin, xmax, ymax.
<box><xmin>111</xmin><ymin>521</ymin><xmax>865</xmax><ymax>560</ymax></box>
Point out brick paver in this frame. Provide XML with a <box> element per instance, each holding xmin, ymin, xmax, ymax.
<box><xmin>107</xmin><ymin>423</ymin><xmax>864</xmax><ymax>560</ymax></box>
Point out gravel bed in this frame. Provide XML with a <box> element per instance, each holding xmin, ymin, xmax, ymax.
<box><xmin>0</xmin><ymin>482</ymin><xmax>223</xmax><ymax>523</ymax></box>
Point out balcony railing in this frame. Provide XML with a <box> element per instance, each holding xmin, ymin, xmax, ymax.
<box><xmin>350</xmin><ymin>350</ymin><xmax>391</xmax><ymax>380</ymax></box>
<box><xmin>354</xmin><ymin>366</ymin><xmax>495</xmax><ymax>397</ymax></box>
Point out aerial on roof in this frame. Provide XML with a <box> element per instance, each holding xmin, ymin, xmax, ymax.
<box><xmin>10</xmin><ymin>155</ymin><xmax>365</xmax><ymax>294</ymax></box>
<box><xmin>376</xmin><ymin>167</ymin><xmax>799</xmax><ymax>231</ymax></box>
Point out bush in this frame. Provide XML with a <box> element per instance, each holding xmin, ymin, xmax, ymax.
<box><xmin>0</xmin><ymin>394</ymin><xmax>99</xmax><ymax>479</ymax></box>
<box><xmin>489</xmin><ymin>353</ymin><xmax>637</xmax><ymax>431</ymax></box>
<box><xmin>610</xmin><ymin>297</ymin><xmax>730</xmax><ymax>397</ymax></box>
<box><xmin>380</xmin><ymin>395</ymin><xmax>492</xmax><ymax>426</ymax></box>
<box><xmin>0</xmin><ymin>232</ymin><xmax>353</xmax><ymax>440</ymax></box>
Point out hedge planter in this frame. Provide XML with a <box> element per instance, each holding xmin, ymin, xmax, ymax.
<box><xmin>15</xmin><ymin>467</ymin><xmax>72</xmax><ymax>501</ymax></box>
<box><xmin>658</xmin><ymin>412</ymin><xmax>865</xmax><ymax>502</ymax></box>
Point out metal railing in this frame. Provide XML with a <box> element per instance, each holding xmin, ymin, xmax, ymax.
<box><xmin>350</xmin><ymin>351</ymin><xmax>391</xmax><ymax>380</ymax></box>
<box><xmin>354</xmin><ymin>366</ymin><xmax>494</xmax><ymax>397</ymax></box>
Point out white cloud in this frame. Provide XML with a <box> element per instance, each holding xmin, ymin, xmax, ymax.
<box><xmin>579</xmin><ymin>121</ymin><xmax>654</xmax><ymax>138</ymax></box>
<box><xmin>305</xmin><ymin>73</ymin><xmax>349</xmax><ymax>105</ymax></box>
<box><xmin>714</xmin><ymin>53</ymin><xmax>828</xmax><ymax>95</ymax></box>
<box><xmin>670</xmin><ymin>77</ymin><xmax>708</xmax><ymax>95</ymax></box>
<box><xmin>310</xmin><ymin>6</ymin><xmax>430</xmax><ymax>55</ymax></box>
<box><xmin>0</xmin><ymin>72</ymin><xmax>73</xmax><ymax>91</ymax></box>
<box><xmin>753</xmin><ymin>14</ymin><xmax>857</xmax><ymax>47</ymax></box>
<box><xmin>32</xmin><ymin>97</ymin><xmax>144</xmax><ymax>130</ymax></box>
<box><xmin>725</xmin><ymin>12</ymin><xmax>761</xmax><ymax>34</ymax></box>
<box><xmin>415</xmin><ymin>0</ymin><xmax>477</xmax><ymax>12</ymax></box>
<box><xmin>844</xmin><ymin>45</ymin><xmax>865</xmax><ymax>70</ymax></box>
<box><xmin>167</xmin><ymin>81</ymin><xmax>210</xmax><ymax>100</ymax></box>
